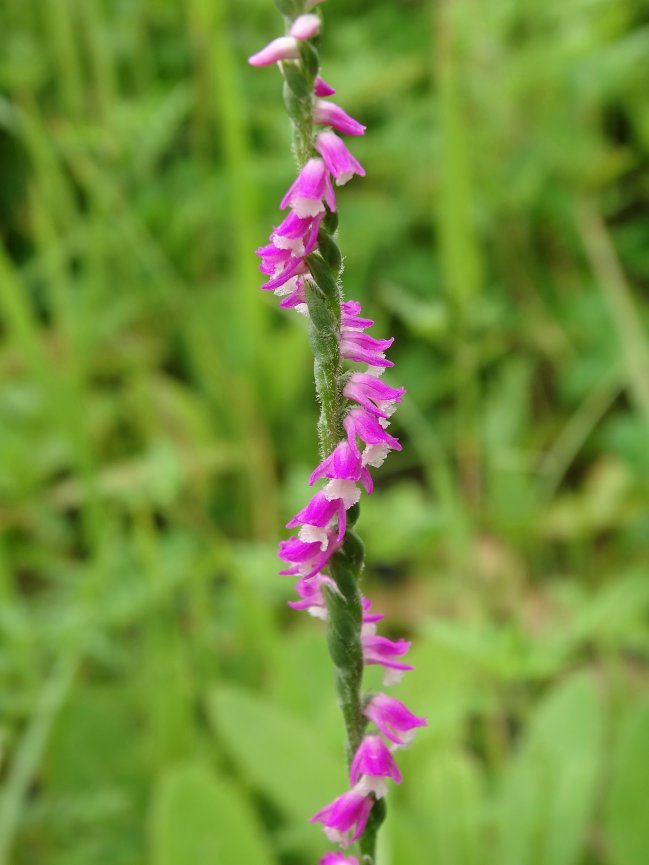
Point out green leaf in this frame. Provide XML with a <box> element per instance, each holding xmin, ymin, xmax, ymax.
<box><xmin>607</xmin><ymin>698</ymin><xmax>649</xmax><ymax>865</ymax></box>
<box><xmin>497</xmin><ymin>673</ymin><xmax>604</xmax><ymax>865</ymax></box>
<box><xmin>149</xmin><ymin>763</ymin><xmax>273</xmax><ymax>865</ymax></box>
<box><xmin>208</xmin><ymin>686</ymin><xmax>345</xmax><ymax>822</ymax></box>
<box><xmin>418</xmin><ymin>750</ymin><xmax>484</xmax><ymax>865</ymax></box>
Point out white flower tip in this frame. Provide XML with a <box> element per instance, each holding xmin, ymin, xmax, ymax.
<box><xmin>298</xmin><ymin>525</ymin><xmax>329</xmax><ymax>550</ymax></box>
<box><xmin>383</xmin><ymin>668</ymin><xmax>405</xmax><ymax>686</ymax></box>
<box><xmin>291</xmin><ymin>197</ymin><xmax>325</xmax><ymax>218</ymax></box>
<box><xmin>335</xmin><ymin>171</ymin><xmax>354</xmax><ymax>186</ymax></box>
<box><xmin>324</xmin><ymin>828</ymin><xmax>345</xmax><ymax>845</ymax></box>
<box><xmin>272</xmin><ymin>235</ymin><xmax>305</xmax><ymax>255</ymax></box>
<box><xmin>324</xmin><ymin>479</ymin><xmax>361</xmax><ymax>508</ymax></box>
<box><xmin>355</xmin><ymin>776</ymin><xmax>389</xmax><ymax>799</ymax></box>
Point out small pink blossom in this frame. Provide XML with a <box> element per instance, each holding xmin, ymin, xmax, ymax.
<box><xmin>289</xmin><ymin>14</ymin><xmax>321</xmax><ymax>40</ymax></box>
<box><xmin>314</xmin><ymin>100</ymin><xmax>366</xmax><ymax>136</ymax></box>
<box><xmin>314</xmin><ymin>75</ymin><xmax>336</xmax><ymax>97</ymax></box>
<box><xmin>288</xmin><ymin>574</ymin><xmax>337</xmax><ymax>619</ymax></box>
<box><xmin>316</xmin><ymin>131</ymin><xmax>366</xmax><ymax>186</ymax></box>
<box><xmin>320</xmin><ymin>853</ymin><xmax>359</xmax><ymax>865</ymax></box>
<box><xmin>340</xmin><ymin>330</ymin><xmax>394</xmax><ymax>367</ymax></box>
<box><xmin>278</xmin><ymin>535</ymin><xmax>337</xmax><ymax>578</ymax></box>
<box><xmin>364</xmin><ymin>693</ymin><xmax>428</xmax><ymax>746</ymax></box>
<box><xmin>350</xmin><ymin>734</ymin><xmax>402</xmax><ymax>797</ymax></box>
<box><xmin>309</xmin><ymin>440</ymin><xmax>373</xmax><ymax>496</ymax></box>
<box><xmin>341</xmin><ymin>300</ymin><xmax>373</xmax><ymax>330</ymax></box>
<box><xmin>362</xmin><ymin>633</ymin><xmax>414</xmax><ymax>685</ymax></box>
<box><xmin>281</xmin><ymin>158</ymin><xmax>336</xmax><ymax>218</ymax></box>
<box><xmin>344</xmin><ymin>407</ymin><xmax>402</xmax><ymax>459</ymax></box>
<box><xmin>343</xmin><ymin>372</ymin><xmax>405</xmax><ymax>417</ymax></box>
<box><xmin>286</xmin><ymin>490</ymin><xmax>347</xmax><ymax>545</ymax></box>
<box><xmin>248</xmin><ymin>36</ymin><xmax>299</xmax><ymax>67</ymax></box>
<box><xmin>361</xmin><ymin>596</ymin><xmax>385</xmax><ymax>624</ymax></box>
<box><xmin>311</xmin><ymin>789</ymin><xmax>374</xmax><ymax>847</ymax></box>
<box><xmin>260</xmin><ymin>256</ymin><xmax>308</xmax><ymax>293</ymax></box>
<box><xmin>275</xmin><ymin>276</ymin><xmax>307</xmax><ymax>312</ymax></box>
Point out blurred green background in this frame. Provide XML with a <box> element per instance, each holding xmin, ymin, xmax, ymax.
<box><xmin>1</xmin><ymin>0</ymin><xmax>648</xmax><ymax>863</ymax></box>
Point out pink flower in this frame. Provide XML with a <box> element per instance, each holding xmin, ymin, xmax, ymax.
<box><xmin>278</xmin><ymin>535</ymin><xmax>336</xmax><ymax>578</ymax></box>
<box><xmin>341</xmin><ymin>300</ymin><xmax>373</xmax><ymax>330</ymax></box>
<box><xmin>316</xmin><ymin>131</ymin><xmax>365</xmax><ymax>186</ymax></box>
<box><xmin>260</xmin><ymin>256</ymin><xmax>308</xmax><ymax>293</ymax></box>
<box><xmin>340</xmin><ymin>330</ymin><xmax>394</xmax><ymax>367</ymax></box>
<box><xmin>362</xmin><ymin>633</ymin><xmax>414</xmax><ymax>685</ymax></box>
<box><xmin>344</xmin><ymin>407</ymin><xmax>401</xmax><ymax>459</ymax></box>
<box><xmin>314</xmin><ymin>100</ymin><xmax>366</xmax><ymax>136</ymax></box>
<box><xmin>289</xmin><ymin>14</ymin><xmax>321</xmax><ymax>40</ymax></box>
<box><xmin>364</xmin><ymin>693</ymin><xmax>427</xmax><ymax>746</ymax></box>
<box><xmin>271</xmin><ymin>211</ymin><xmax>315</xmax><ymax>255</ymax></box>
<box><xmin>361</xmin><ymin>596</ymin><xmax>384</xmax><ymax>625</ymax></box>
<box><xmin>315</xmin><ymin>75</ymin><xmax>336</xmax><ymax>97</ymax></box>
<box><xmin>310</xmin><ymin>440</ymin><xmax>362</xmax><ymax>484</ymax></box>
<box><xmin>275</xmin><ymin>276</ymin><xmax>307</xmax><ymax>312</ymax></box>
<box><xmin>320</xmin><ymin>854</ymin><xmax>359</xmax><ymax>865</ymax></box>
<box><xmin>350</xmin><ymin>734</ymin><xmax>402</xmax><ymax>797</ymax></box>
<box><xmin>311</xmin><ymin>789</ymin><xmax>374</xmax><ymax>847</ymax></box>
<box><xmin>256</xmin><ymin>242</ymin><xmax>292</xmax><ymax>275</ymax></box>
<box><xmin>309</xmin><ymin>440</ymin><xmax>374</xmax><ymax>501</ymax></box>
<box><xmin>281</xmin><ymin>158</ymin><xmax>336</xmax><ymax>218</ymax></box>
<box><xmin>248</xmin><ymin>36</ymin><xmax>299</xmax><ymax>67</ymax></box>
<box><xmin>286</xmin><ymin>490</ymin><xmax>347</xmax><ymax>546</ymax></box>
<box><xmin>288</xmin><ymin>574</ymin><xmax>337</xmax><ymax>619</ymax></box>
<box><xmin>343</xmin><ymin>372</ymin><xmax>405</xmax><ymax>417</ymax></box>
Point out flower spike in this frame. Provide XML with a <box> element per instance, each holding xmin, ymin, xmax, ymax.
<box><xmin>249</xmin><ymin>4</ymin><xmax>418</xmax><ymax>859</ymax></box>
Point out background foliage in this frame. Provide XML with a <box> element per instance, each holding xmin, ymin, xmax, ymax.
<box><xmin>0</xmin><ymin>0</ymin><xmax>648</xmax><ymax>863</ymax></box>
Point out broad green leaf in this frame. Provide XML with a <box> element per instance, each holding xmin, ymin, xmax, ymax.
<box><xmin>149</xmin><ymin>763</ymin><xmax>273</xmax><ymax>865</ymax></box>
<box><xmin>497</xmin><ymin>673</ymin><xmax>604</xmax><ymax>865</ymax></box>
<box><xmin>607</xmin><ymin>698</ymin><xmax>649</xmax><ymax>865</ymax></box>
<box><xmin>413</xmin><ymin>749</ymin><xmax>485</xmax><ymax>865</ymax></box>
<box><xmin>208</xmin><ymin>686</ymin><xmax>345</xmax><ymax>823</ymax></box>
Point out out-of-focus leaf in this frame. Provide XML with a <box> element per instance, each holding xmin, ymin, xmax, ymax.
<box><xmin>497</xmin><ymin>673</ymin><xmax>604</xmax><ymax>865</ymax></box>
<box><xmin>207</xmin><ymin>686</ymin><xmax>345</xmax><ymax>822</ymax></box>
<box><xmin>149</xmin><ymin>763</ymin><xmax>273</xmax><ymax>865</ymax></box>
<box><xmin>606</xmin><ymin>698</ymin><xmax>649</xmax><ymax>865</ymax></box>
<box><xmin>415</xmin><ymin>749</ymin><xmax>485</xmax><ymax>865</ymax></box>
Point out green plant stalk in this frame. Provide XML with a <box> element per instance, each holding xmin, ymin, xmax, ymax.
<box><xmin>276</xmin><ymin>5</ymin><xmax>384</xmax><ymax>859</ymax></box>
